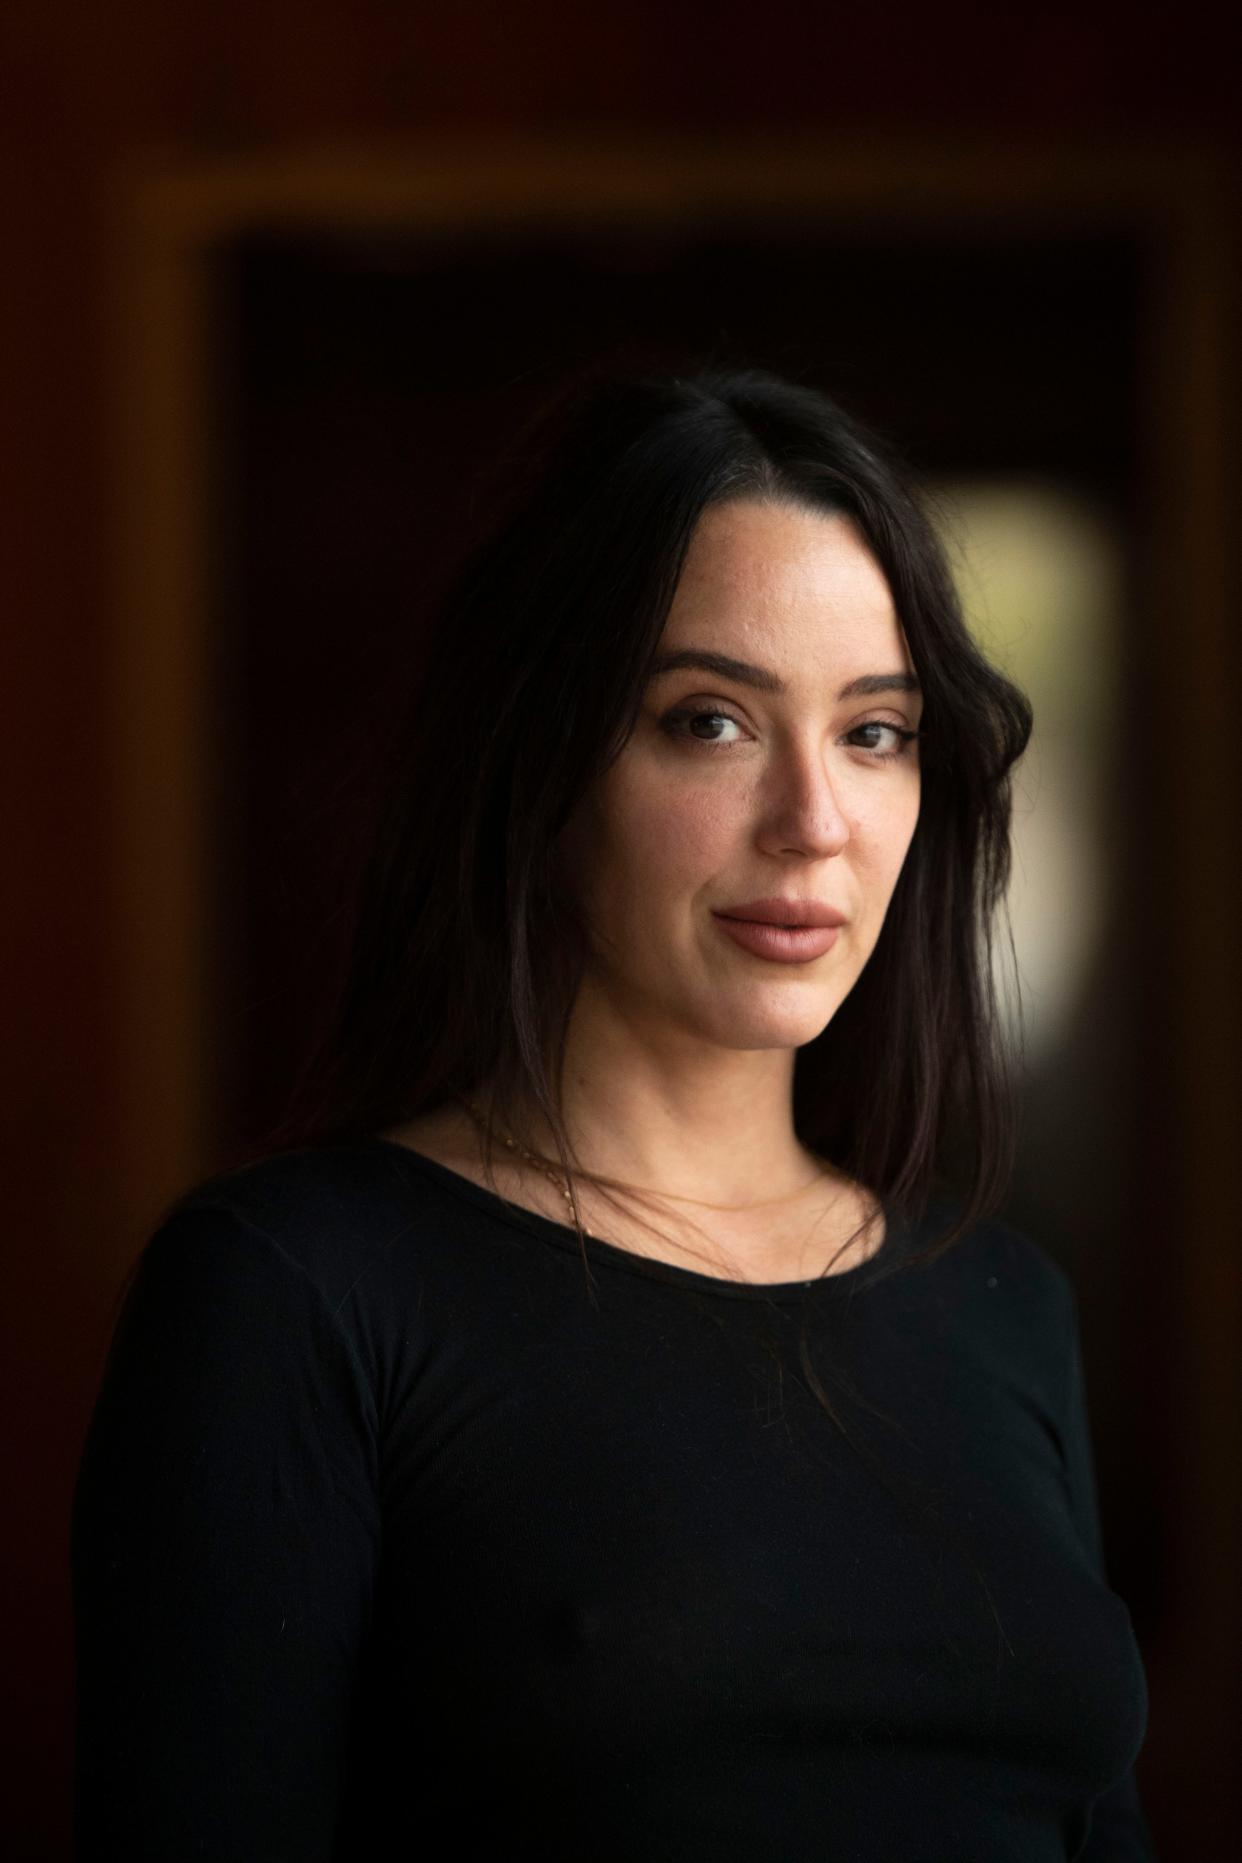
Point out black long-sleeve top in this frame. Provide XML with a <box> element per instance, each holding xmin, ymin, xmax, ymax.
<box><xmin>71</xmin><ymin>1137</ymin><xmax>1154</xmax><ymax>1859</ymax></box>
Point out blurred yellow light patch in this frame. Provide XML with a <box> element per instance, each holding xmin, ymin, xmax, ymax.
<box><xmin>924</xmin><ymin>482</ymin><xmax>1123</xmax><ymax>1063</ymax></box>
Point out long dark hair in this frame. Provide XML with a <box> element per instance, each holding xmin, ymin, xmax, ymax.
<box><xmin>261</xmin><ymin>365</ymin><xmax>1030</xmax><ymax>1283</ymax></box>
<box><xmin>238</xmin><ymin>365</ymin><xmax>1035</xmax><ymax>1657</ymax></box>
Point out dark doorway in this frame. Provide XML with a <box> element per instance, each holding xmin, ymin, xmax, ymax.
<box><xmin>209</xmin><ymin>221</ymin><xmax>1157</xmax><ymax>1649</ymax></box>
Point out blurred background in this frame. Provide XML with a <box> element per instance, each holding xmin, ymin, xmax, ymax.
<box><xmin>3</xmin><ymin>4</ymin><xmax>1239</xmax><ymax>1856</ymax></box>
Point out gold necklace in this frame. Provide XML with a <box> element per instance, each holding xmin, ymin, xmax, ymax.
<box><xmin>460</xmin><ymin>1095</ymin><xmax>831</xmax><ymax>1227</ymax></box>
<box><xmin>462</xmin><ymin>1096</ymin><xmax>596</xmax><ymax>1235</ymax></box>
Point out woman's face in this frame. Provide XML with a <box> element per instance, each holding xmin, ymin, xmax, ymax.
<box><xmin>555</xmin><ymin>498</ymin><xmax>923</xmax><ymax>1056</ymax></box>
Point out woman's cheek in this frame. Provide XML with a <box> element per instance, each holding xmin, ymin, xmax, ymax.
<box><xmin>625</xmin><ymin>777</ymin><xmax>714</xmax><ymax>870</ymax></box>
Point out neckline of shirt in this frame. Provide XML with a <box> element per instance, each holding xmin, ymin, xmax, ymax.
<box><xmin>362</xmin><ymin>1135</ymin><xmax>903</xmax><ymax>1303</ymax></box>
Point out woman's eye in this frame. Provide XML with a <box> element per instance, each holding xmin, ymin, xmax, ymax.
<box><xmin>662</xmin><ymin>706</ymin><xmax>919</xmax><ymax>761</ymax></box>
<box><xmin>661</xmin><ymin>707</ymin><xmax>747</xmax><ymax>749</ymax></box>
<box><xmin>847</xmin><ymin>721</ymin><xmax>920</xmax><ymax>761</ymax></box>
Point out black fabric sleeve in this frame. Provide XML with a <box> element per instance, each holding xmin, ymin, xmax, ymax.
<box><xmin>71</xmin><ymin>1205</ymin><xmax>381</xmax><ymax>1860</ymax></box>
<box><xmin>1056</xmin><ymin>1277</ymin><xmax>1157</xmax><ymax>1862</ymax></box>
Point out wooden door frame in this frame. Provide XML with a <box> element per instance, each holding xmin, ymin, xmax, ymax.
<box><xmin>104</xmin><ymin>132</ymin><xmax>1238</xmax><ymax>1828</ymax></box>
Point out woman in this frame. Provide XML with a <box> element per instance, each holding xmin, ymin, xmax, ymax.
<box><xmin>72</xmin><ymin>367</ymin><xmax>1155</xmax><ymax>1858</ymax></box>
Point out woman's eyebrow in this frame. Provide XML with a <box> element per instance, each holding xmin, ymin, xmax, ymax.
<box><xmin>647</xmin><ymin>648</ymin><xmax>920</xmax><ymax>701</ymax></box>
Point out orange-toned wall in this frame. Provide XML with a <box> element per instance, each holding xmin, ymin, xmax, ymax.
<box><xmin>3</xmin><ymin>5</ymin><xmax>1239</xmax><ymax>1855</ymax></box>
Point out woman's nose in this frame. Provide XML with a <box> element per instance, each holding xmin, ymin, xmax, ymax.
<box><xmin>756</xmin><ymin>748</ymin><xmax>852</xmax><ymax>860</ymax></box>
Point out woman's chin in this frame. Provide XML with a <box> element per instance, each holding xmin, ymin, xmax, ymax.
<box><xmin>695</xmin><ymin>997</ymin><xmax>845</xmax><ymax>1052</ymax></box>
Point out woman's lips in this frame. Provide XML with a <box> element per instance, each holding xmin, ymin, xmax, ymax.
<box><xmin>711</xmin><ymin>914</ymin><xmax>841</xmax><ymax>963</ymax></box>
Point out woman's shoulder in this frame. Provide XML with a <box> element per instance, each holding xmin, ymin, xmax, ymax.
<box><xmin>852</xmin><ymin>1199</ymin><xmax>1079</xmax><ymax>1422</ymax></box>
<box><xmin>166</xmin><ymin>1133</ymin><xmax>419</xmax><ymax>1221</ymax></box>
<box><xmin>147</xmin><ymin>1136</ymin><xmax>436</xmax><ymax>1320</ymax></box>
<box><xmin>901</xmin><ymin>1191</ymin><xmax>1077</xmax><ymax>1342</ymax></box>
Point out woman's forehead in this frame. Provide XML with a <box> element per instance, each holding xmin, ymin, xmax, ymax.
<box><xmin>672</xmin><ymin>500</ymin><xmax>896</xmax><ymax>623</ymax></box>
<box><xmin>662</xmin><ymin>501</ymin><xmax>911</xmax><ymax>683</ymax></box>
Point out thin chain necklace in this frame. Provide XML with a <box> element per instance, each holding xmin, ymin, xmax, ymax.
<box><xmin>461</xmin><ymin>1096</ymin><xmax>596</xmax><ymax>1235</ymax></box>
<box><xmin>459</xmin><ymin>1094</ymin><xmax>831</xmax><ymax>1236</ymax></box>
